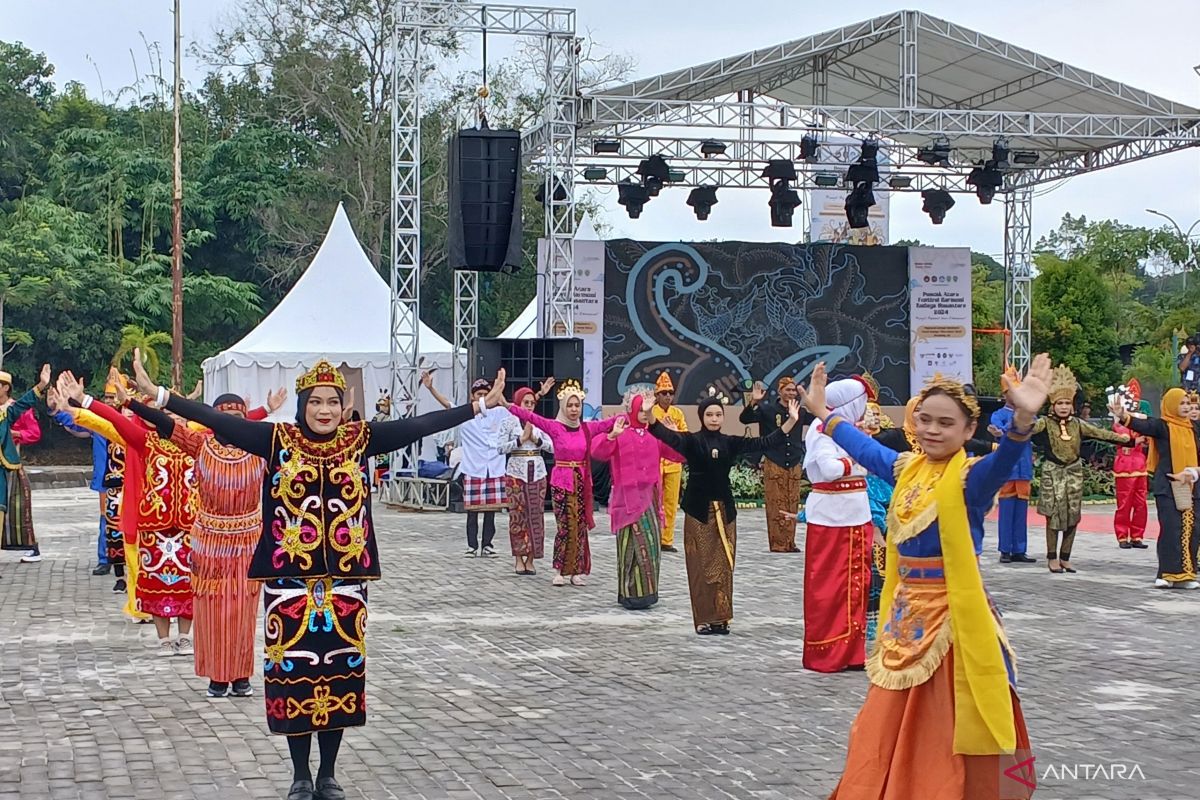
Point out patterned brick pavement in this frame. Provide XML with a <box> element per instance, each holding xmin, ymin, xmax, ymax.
<box><xmin>1</xmin><ymin>488</ymin><xmax>1197</xmax><ymax>799</ymax></box>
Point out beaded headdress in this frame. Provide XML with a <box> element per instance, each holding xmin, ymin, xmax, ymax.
<box><xmin>296</xmin><ymin>359</ymin><xmax>347</xmax><ymax>394</ymax></box>
<box><xmin>697</xmin><ymin>385</ymin><xmax>732</xmax><ymax>407</ymax></box>
<box><xmin>917</xmin><ymin>373</ymin><xmax>981</xmax><ymax>420</ymax></box>
<box><xmin>556</xmin><ymin>379</ymin><xmax>585</xmax><ymax>402</ymax></box>
<box><xmin>1048</xmin><ymin>364</ymin><xmax>1077</xmax><ymax>405</ymax></box>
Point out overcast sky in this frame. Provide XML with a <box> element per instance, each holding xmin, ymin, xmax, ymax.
<box><xmin>5</xmin><ymin>0</ymin><xmax>1199</xmax><ymax>259</ymax></box>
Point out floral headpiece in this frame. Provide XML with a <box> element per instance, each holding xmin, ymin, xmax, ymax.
<box><xmin>917</xmin><ymin>373</ymin><xmax>980</xmax><ymax>420</ymax></box>
<box><xmin>296</xmin><ymin>359</ymin><xmax>346</xmax><ymax>394</ymax></box>
<box><xmin>1048</xmin><ymin>364</ymin><xmax>1077</xmax><ymax>405</ymax></box>
<box><xmin>698</xmin><ymin>385</ymin><xmax>732</xmax><ymax>406</ymax></box>
<box><xmin>556</xmin><ymin>379</ymin><xmax>585</xmax><ymax>402</ymax></box>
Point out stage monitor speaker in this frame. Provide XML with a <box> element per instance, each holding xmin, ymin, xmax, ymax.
<box><xmin>447</xmin><ymin>128</ymin><xmax>523</xmax><ymax>273</ymax></box>
<box><xmin>470</xmin><ymin>337</ymin><xmax>583</xmax><ymax>417</ymax></box>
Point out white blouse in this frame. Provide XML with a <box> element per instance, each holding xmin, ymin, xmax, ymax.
<box><xmin>498</xmin><ymin>414</ymin><xmax>554</xmax><ymax>482</ymax></box>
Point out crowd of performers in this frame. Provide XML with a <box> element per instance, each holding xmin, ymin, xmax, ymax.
<box><xmin>6</xmin><ymin>343</ymin><xmax>1200</xmax><ymax>800</ymax></box>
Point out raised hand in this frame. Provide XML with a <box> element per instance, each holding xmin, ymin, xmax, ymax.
<box><xmin>1107</xmin><ymin>397</ymin><xmax>1126</xmax><ymax>419</ymax></box>
<box><xmin>484</xmin><ymin>369</ymin><xmax>508</xmax><ymax>409</ymax></box>
<box><xmin>187</xmin><ymin>380</ymin><xmax>203</xmax><ymax>401</ymax></box>
<box><xmin>751</xmin><ymin>382</ymin><xmax>767</xmax><ymax>404</ymax></box>
<box><xmin>45</xmin><ymin>386</ymin><xmax>61</xmax><ymax>412</ymax></box>
<box><xmin>539</xmin><ymin>376</ymin><xmax>556</xmax><ymax>397</ymax></box>
<box><xmin>57</xmin><ymin>371</ymin><xmax>86</xmax><ymax>404</ymax></box>
<box><xmin>1003</xmin><ymin>353</ymin><xmax>1052</xmax><ymax>417</ymax></box>
<box><xmin>797</xmin><ymin>362</ymin><xmax>829</xmax><ymax>420</ymax></box>
<box><xmin>787</xmin><ymin>398</ymin><xmax>801</xmax><ymax>424</ymax></box>
<box><xmin>38</xmin><ymin>363</ymin><xmax>51</xmax><ymax>390</ymax></box>
<box><xmin>131</xmin><ymin>348</ymin><xmax>157</xmax><ymax>397</ymax></box>
<box><xmin>419</xmin><ymin>370</ymin><xmax>434</xmax><ymax>389</ymax></box>
<box><xmin>111</xmin><ymin>368</ymin><xmax>130</xmax><ymax>407</ymax></box>
<box><xmin>661</xmin><ymin>414</ymin><xmax>679</xmax><ymax>432</ymax></box>
<box><xmin>267</xmin><ymin>387</ymin><xmax>288</xmax><ymax>413</ymax></box>
<box><xmin>609</xmin><ymin>416</ymin><xmax>629</xmax><ymax>439</ymax></box>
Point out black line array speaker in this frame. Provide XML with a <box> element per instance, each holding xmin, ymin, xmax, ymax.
<box><xmin>447</xmin><ymin>128</ymin><xmax>523</xmax><ymax>273</ymax></box>
<box><xmin>470</xmin><ymin>337</ymin><xmax>583</xmax><ymax>417</ymax></box>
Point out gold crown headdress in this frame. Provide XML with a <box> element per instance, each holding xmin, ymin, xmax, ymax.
<box><xmin>858</xmin><ymin>372</ymin><xmax>880</xmax><ymax>402</ymax></box>
<box><xmin>296</xmin><ymin>359</ymin><xmax>347</xmax><ymax>394</ymax></box>
<box><xmin>556</xmin><ymin>379</ymin><xmax>585</xmax><ymax>402</ymax></box>
<box><xmin>917</xmin><ymin>373</ymin><xmax>981</xmax><ymax>420</ymax></box>
<box><xmin>1048</xmin><ymin>364</ymin><xmax>1077</xmax><ymax>405</ymax></box>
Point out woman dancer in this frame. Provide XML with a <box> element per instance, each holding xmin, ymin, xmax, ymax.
<box><xmin>648</xmin><ymin>390</ymin><xmax>798</xmax><ymax>635</ymax></box>
<box><xmin>119</xmin><ymin>352</ymin><xmax>506</xmax><ymax>800</ymax></box>
<box><xmin>0</xmin><ymin>366</ymin><xmax>49</xmax><ymax>563</ymax></box>
<box><xmin>1109</xmin><ymin>388</ymin><xmax>1200</xmax><ymax>589</ymax></box>
<box><xmin>498</xmin><ymin>385</ymin><xmax>554</xmax><ymax>575</ymax></box>
<box><xmin>506</xmin><ymin>379</ymin><xmax>617</xmax><ymax>587</ymax></box>
<box><xmin>801</xmin><ymin>357</ymin><xmax>1051</xmax><ymax>800</ymax></box>
<box><xmin>590</xmin><ymin>390</ymin><xmax>683</xmax><ymax>609</ymax></box>
<box><xmin>860</xmin><ymin>401</ymin><xmax>893</xmax><ymax>648</ymax></box>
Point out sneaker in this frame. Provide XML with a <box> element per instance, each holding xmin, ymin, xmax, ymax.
<box><xmin>92</xmin><ymin>563</ymin><xmax>111</xmax><ymax>576</ymax></box>
<box><xmin>481</xmin><ymin>546</ymin><xmax>498</xmax><ymax>558</ymax></box>
<box><xmin>1154</xmin><ymin>578</ymin><xmax>1171</xmax><ymax>588</ymax></box>
<box><xmin>1177</xmin><ymin>580</ymin><xmax>1200</xmax><ymax>590</ymax></box>
<box><xmin>158</xmin><ymin>639</ymin><xmax>176</xmax><ymax>658</ymax></box>
<box><xmin>113</xmin><ymin>578</ymin><xmax>127</xmax><ymax>593</ymax></box>
<box><xmin>230</xmin><ymin>679</ymin><xmax>253</xmax><ymax>697</ymax></box>
<box><xmin>463</xmin><ymin>548</ymin><xmax>478</xmax><ymax>558</ymax></box>
<box><xmin>19</xmin><ymin>550</ymin><xmax>42</xmax><ymax>563</ymax></box>
<box><xmin>569</xmin><ymin>575</ymin><xmax>587</xmax><ymax>586</ymax></box>
<box><xmin>207</xmin><ymin>681</ymin><xmax>230</xmax><ymax>698</ymax></box>
<box><xmin>174</xmin><ymin>636</ymin><xmax>194</xmax><ymax>656</ymax></box>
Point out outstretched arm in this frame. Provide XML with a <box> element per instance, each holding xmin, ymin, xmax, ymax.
<box><xmin>647</xmin><ymin>421</ymin><xmax>698</xmax><ymax>462</ymax></box>
<box><xmin>508</xmin><ymin>405</ymin><xmax>565</xmax><ymax>440</ymax></box>
<box><xmin>824</xmin><ymin>417</ymin><xmax>898</xmax><ymax>484</ymax></box>
<box><xmin>1079</xmin><ymin>419</ymin><xmax>1132</xmax><ymax>445</ymax></box>
<box><xmin>127</xmin><ymin>400</ymin><xmax>175</xmax><ymax>439</ymax></box>
<box><xmin>82</xmin><ymin>398</ymin><xmax>147</xmax><ymax>453</ymax></box>
<box><xmin>366</xmin><ymin>404</ymin><xmax>476</xmax><ymax>457</ymax></box>
<box><xmin>163</xmin><ymin>393</ymin><xmax>274</xmax><ymax>457</ymax></box>
<box><xmin>965</xmin><ymin>430</ymin><xmax>1034</xmax><ymax>505</ymax></box>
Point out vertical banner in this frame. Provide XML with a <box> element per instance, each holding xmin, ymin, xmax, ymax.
<box><xmin>908</xmin><ymin>247</ymin><xmax>973</xmax><ymax>392</ymax></box>
<box><xmin>537</xmin><ymin>238</ymin><xmax>606</xmax><ymax>414</ymax></box>
<box><xmin>808</xmin><ymin>134</ymin><xmax>890</xmax><ymax>245</ymax></box>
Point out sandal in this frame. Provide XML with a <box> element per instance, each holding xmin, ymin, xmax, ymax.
<box><xmin>570</xmin><ymin>575</ymin><xmax>586</xmax><ymax>586</ymax></box>
<box><xmin>1061</xmin><ymin>561</ymin><xmax>1077</xmax><ymax>573</ymax></box>
<box><xmin>1047</xmin><ymin>559</ymin><xmax>1064</xmax><ymax>574</ymax></box>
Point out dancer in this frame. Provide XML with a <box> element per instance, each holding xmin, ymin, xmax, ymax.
<box><xmin>498</xmin><ymin>385</ymin><xmax>554</xmax><ymax>575</ymax></box>
<box><xmin>648</xmin><ymin>388</ymin><xmax>798</xmax><ymax>634</ymax></box>
<box><xmin>651</xmin><ymin>372</ymin><xmax>687</xmax><ymax>552</ymax></box>
<box><xmin>741</xmin><ymin>376</ymin><xmax>806</xmax><ymax>552</ymax></box>
<box><xmin>988</xmin><ymin>389</ymin><xmax>1037</xmax><ymax>564</ymax></box>
<box><xmin>876</xmin><ymin>396</ymin><xmax>996</xmax><ymax>457</ymax></box>
<box><xmin>123</xmin><ymin>380</ymin><xmax>285</xmax><ymax>697</ymax></box>
<box><xmin>1110</xmin><ymin>388</ymin><xmax>1200</xmax><ymax>589</ymax></box>
<box><xmin>802</xmin><ymin>357</ymin><xmax>1051</xmax><ymax>800</ymax></box>
<box><xmin>506</xmin><ymin>379</ymin><xmax>617</xmax><ymax>587</ymax></box>
<box><xmin>453</xmin><ymin>378</ymin><xmax>511</xmax><ymax>557</ymax></box>
<box><xmin>859</xmin><ymin>401</ymin><xmax>893</xmax><ymax>648</ymax></box>
<box><xmin>799</xmin><ymin>375</ymin><xmax>875</xmax><ymax>673</ymax></box>
<box><xmin>0</xmin><ymin>366</ymin><xmax>49</xmax><ymax>562</ymax></box>
<box><xmin>590</xmin><ymin>391</ymin><xmax>683</xmax><ymax>609</ymax></box>
<box><xmin>60</xmin><ymin>371</ymin><xmax>197</xmax><ymax>654</ymax></box>
<box><xmin>125</xmin><ymin>354</ymin><xmax>505</xmax><ymax>800</ymax></box>
<box><xmin>1031</xmin><ymin>364</ymin><xmax>1130</xmax><ymax>574</ymax></box>
<box><xmin>1109</xmin><ymin>382</ymin><xmax>1150</xmax><ymax>550</ymax></box>
<box><xmin>47</xmin><ymin>385</ymin><xmax>114</xmax><ymax>577</ymax></box>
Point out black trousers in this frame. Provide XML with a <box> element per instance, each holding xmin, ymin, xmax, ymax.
<box><xmin>466</xmin><ymin>511</ymin><xmax>496</xmax><ymax>550</ymax></box>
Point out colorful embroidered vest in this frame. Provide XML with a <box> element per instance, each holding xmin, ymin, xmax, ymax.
<box><xmin>136</xmin><ymin>432</ymin><xmax>198</xmax><ymax>533</ymax></box>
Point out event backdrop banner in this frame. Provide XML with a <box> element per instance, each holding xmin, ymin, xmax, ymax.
<box><xmin>809</xmin><ymin>134</ymin><xmax>891</xmax><ymax>245</ymax></box>
<box><xmin>602</xmin><ymin>240</ymin><xmax>911</xmax><ymax>406</ymax></box>
<box><xmin>537</xmin><ymin>238</ymin><xmax>606</xmax><ymax>417</ymax></box>
<box><xmin>907</xmin><ymin>246</ymin><xmax>973</xmax><ymax>390</ymax></box>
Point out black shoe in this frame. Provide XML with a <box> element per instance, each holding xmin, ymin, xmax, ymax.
<box><xmin>92</xmin><ymin>563</ymin><xmax>111</xmax><ymax>576</ymax></box>
<box><xmin>206</xmin><ymin>681</ymin><xmax>230</xmax><ymax>698</ymax></box>
<box><xmin>314</xmin><ymin>777</ymin><xmax>346</xmax><ymax>800</ymax></box>
<box><xmin>287</xmin><ymin>780</ymin><xmax>315</xmax><ymax>800</ymax></box>
<box><xmin>1131</xmin><ymin>541</ymin><xmax>1150</xmax><ymax>549</ymax></box>
<box><xmin>113</xmin><ymin>578</ymin><xmax>127</xmax><ymax>593</ymax></box>
<box><xmin>1118</xmin><ymin>542</ymin><xmax>1132</xmax><ymax>549</ymax></box>
<box><xmin>230</xmin><ymin>678</ymin><xmax>253</xmax><ymax>697</ymax></box>
<box><xmin>1010</xmin><ymin>554</ymin><xmax>1037</xmax><ymax>563</ymax></box>
<box><xmin>696</xmin><ymin>625</ymin><xmax>718</xmax><ymax>635</ymax></box>
<box><xmin>999</xmin><ymin>553</ymin><xmax>1012</xmax><ymax>563</ymax></box>
<box><xmin>662</xmin><ymin>545</ymin><xmax>678</xmax><ymax>553</ymax></box>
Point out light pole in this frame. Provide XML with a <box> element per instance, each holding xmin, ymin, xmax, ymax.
<box><xmin>1146</xmin><ymin>208</ymin><xmax>1200</xmax><ymax>293</ymax></box>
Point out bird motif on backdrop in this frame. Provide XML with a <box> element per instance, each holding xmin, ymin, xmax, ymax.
<box><xmin>689</xmin><ymin>285</ymin><xmax>761</xmax><ymax>342</ymax></box>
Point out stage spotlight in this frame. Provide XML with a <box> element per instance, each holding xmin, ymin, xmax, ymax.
<box><xmin>768</xmin><ymin>181</ymin><xmax>801</xmax><ymax>227</ymax></box>
<box><xmin>920</xmin><ymin>189</ymin><xmax>955</xmax><ymax>224</ymax></box>
<box><xmin>916</xmin><ymin>136</ymin><xmax>952</xmax><ymax>166</ymax></box>
<box><xmin>667</xmin><ymin>170</ymin><xmax>687</xmax><ymax>183</ymax></box>
<box><xmin>700</xmin><ymin>139</ymin><xmax>727</xmax><ymax>157</ymax></box>
<box><xmin>593</xmin><ymin>139</ymin><xmax>621</xmax><ymax>154</ymax></box>
<box><xmin>844</xmin><ymin>182</ymin><xmax>875</xmax><ymax>229</ymax></box>
<box><xmin>813</xmin><ymin>172</ymin><xmax>840</xmax><ymax>187</ymax></box>
<box><xmin>846</xmin><ymin>160</ymin><xmax>879</xmax><ymax>184</ymax></box>
<box><xmin>618</xmin><ymin>180</ymin><xmax>650</xmax><ymax>219</ymax></box>
<box><xmin>762</xmin><ymin>159</ymin><xmax>798</xmax><ymax>182</ymax></box>
<box><xmin>687</xmin><ymin>186</ymin><xmax>719</xmax><ymax>221</ymax></box>
<box><xmin>637</xmin><ymin>155</ymin><xmax>670</xmax><ymax>196</ymax></box>
<box><xmin>888</xmin><ymin>174</ymin><xmax>914</xmax><ymax>189</ymax></box>
<box><xmin>1012</xmin><ymin>150</ymin><xmax>1040</xmax><ymax>165</ymax></box>
<box><xmin>992</xmin><ymin>138</ymin><xmax>1010</xmax><ymax>170</ymax></box>
<box><xmin>582</xmin><ymin>166</ymin><xmax>607</xmax><ymax>181</ymax></box>
<box><xmin>535</xmin><ymin>179</ymin><xmax>568</xmax><ymax>204</ymax></box>
<box><xmin>860</xmin><ymin>137</ymin><xmax>879</xmax><ymax>163</ymax></box>
<box><xmin>966</xmin><ymin>160</ymin><xmax>1004</xmax><ymax>204</ymax></box>
<box><xmin>800</xmin><ymin>133</ymin><xmax>820</xmax><ymax>162</ymax></box>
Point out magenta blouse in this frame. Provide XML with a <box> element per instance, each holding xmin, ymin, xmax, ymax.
<box><xmin>590</xmin><ymin>418</ymin><xmax>683</xmax><ymax>531</ymax></box>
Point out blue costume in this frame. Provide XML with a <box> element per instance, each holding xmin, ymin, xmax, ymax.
<box><xmin>990</xmin><ymin>406</ymin><xmax>1034</xmax><ymax>558</ymax></box>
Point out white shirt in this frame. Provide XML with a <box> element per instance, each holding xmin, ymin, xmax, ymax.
<box><xmin>802</xmin><ymin>431</ymin><xmax>871</xmax><ymax>526</ymax></box>
<box><xmin>498</xmin><ymin>414</ymin><xmax>553</xmax><ymax>481</ymax></box>
<box><xmin>455</xmin><ymin>406</ymin><xmax>509</xmax><ymax>479</ymax></box>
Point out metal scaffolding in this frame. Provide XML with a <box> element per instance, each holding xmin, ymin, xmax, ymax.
<box><xmin>1004</xmin><ymin>187</ymin><xmax>1034</xmax><ymax>373</ymax></box>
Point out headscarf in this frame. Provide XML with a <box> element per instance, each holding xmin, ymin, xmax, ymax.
<box><xmin>1149</xmin><ymin>388</ymin><xmax>1199</xmax><ymax>475</ymax></box>
<box><xmin>295</xmin><ymin>385</ymin><xmax>345</xmax><ymax>440</ymax></box>
<box><xmin>778</xmin><ymin>376</ymin><xmax>795</xmax><ymax>391</ymax></box>
<box><xmin>805</xmin><ymin>377</ymin><xmax>869</xmax><ymax>455</ymax></box>
<box><xmin>903</xmin><ymin>397</ymin><xmax>920</xmax><ymax>451</ymax></box>
<box><xmin>629</xmin><ymin>393</ymin><xmax>649</xmax><ymax>430</ymax></box>
<box><xmin>697</xmin><ymin>395</ymin><xmax>725</xmax><ymax>418</ymax></box>
<box><xmin>213</xmin><ymin>393</ymin><xmax>247</xmax><ymax>413</ymax></box>
<box><xmin>471</xmin><ymin>378</ymin><xmax>492</xmax><ymax>394</ymax></box>
<box><xmin>555</xmin><ymin>382</ymin><xmax>585</xmax><ymax>425</ymax></box>
<box><xmin>511</xmin><ymin>387</ymin><xmax>535</xmax><ymax>407</ymax></box>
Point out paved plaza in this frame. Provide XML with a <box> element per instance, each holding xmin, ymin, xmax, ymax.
<box><xmin>1</xmin><ymin>488</ymin><xmax>1198</xmax><ymax>800</ymax></box>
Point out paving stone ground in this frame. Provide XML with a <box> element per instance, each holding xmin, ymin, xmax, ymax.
<box><xmin>2</xmin><ymin>488</ymin><xmax>1198</xmax><ymax>800</ymax></box>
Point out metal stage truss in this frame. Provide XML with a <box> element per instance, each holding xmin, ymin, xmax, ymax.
<box><xmin>383</xmin><ymin>1</ymin><xmax>577</xmax><ymax>507</ymax></box>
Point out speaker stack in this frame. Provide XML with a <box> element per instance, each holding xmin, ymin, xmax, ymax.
<box><xmin>470</xmin><ymin>337</ymin><xmax>584</xmax><ymax>416</ymax></box>
<box><xmin>447</xmin><ymin>128</ymin><xmax>523</xmax><ymax>273</ymax></box>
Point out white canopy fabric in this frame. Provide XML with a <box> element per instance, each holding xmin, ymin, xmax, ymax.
<box><xmin>203</xmin><ymin>204</ymin><xmax>460</xmax><ymax>455</ymax></box>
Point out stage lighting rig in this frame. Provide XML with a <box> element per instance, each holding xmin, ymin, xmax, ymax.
<box><xmin>769</xmin><ymin>180</ymin><xmax>801</xmax><ymax>228</ymax></box>
<box><xmin>687</xmin><ymin>186</ymin><xmax>719</xmax><ymax>221</ymax></box>
<box><xmin>582</xmin><ymin>166</ymin><xmax>607</xmax><ymax>181</ymax></box>
<box><xmin>592</xmin><ymin>139</ymin><xmax>621</xmax><ymax>154</ymax></box>
<box><xmin>966</xmin><ymin>160</ymin><xmax>1004</xmax><ymax>204</ymax></box>
<box><xmin>618</xmin><ymin>180</ymin><xmax>651</xmax><ymax>219</ymax></box>
<box><xmin>844</xmin><ymin>182</ymin><xmax>875</xmax><ymax>229</ymax></box>
<box><xmin>1012</xmin><ymin>151</ymin><xmax>1040</xmax><ymax>165</ymax></box>
<box><xmin>846</xmin><ymin>137</ymin><xmax>880</xmax><ymax>184</ymax></box>
<box><xmin>761</xmin><ymin>159</ymin><xmax>798</xmax><ymax>182</ymax></box>
<box><xmin>920</xmin><ymin>189</ymin><xmax>955</xmax><ymax>224</ymax></box>
<box><xmin>535</xmin><ymin>179</ymin><xmax>567</xmax><ymax>204</ymax></box>
<box><xmin>813</xmin><ymin>172</ymin><xmax>840</xmax><ymax>187</ymax></box>
<box><xmin>700</xmin><ymin>140</ymin><xmax>727</xmax><ymax>157</ymax></box>
<box><xmin>800</xmin><ymin>133</ymin><xmax>820</xmax><ymax>163</ymax></box>
<box><xmin>992</xmin><ymin>138</ymin><xmax>1010</xmax><ymax>171</ymax></box>
<box><xmin>916</xmin><ymin>136</ymin><xmax>952</xmax><ymax>166</ymax></box>
<box><xmin>637</xmin><ymin>155</ymin><xmax>670</xmax><ymax>196</ymax></box>
<box><xmin>888</xmin><ymin>175</ymin><xmax>913</xmax><ymax>189</ymax></box>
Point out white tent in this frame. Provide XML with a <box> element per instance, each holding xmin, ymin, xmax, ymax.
<box><xmin>203</xmin><ymin>204</ymin><xmax>459</xmax><ymax>455</ymax></box>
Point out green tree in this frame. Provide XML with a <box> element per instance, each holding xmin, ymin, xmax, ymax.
<box><xmin>0</xmin><ymin>41</ymin><xmax>54</xmax><ymax>200</ymax></box>
<box><xmin>112</xmin><ymin>324</ymin><xmax>172</xmax><ymax>381</ymax></box>
<box><xmin>1031</xmin><ymin>253</ymin><xmax>1121</xmax><ymax>398</ymax></box>
<box><xmin>1124</xmin><ymin>344</ymin><xmax>1178</xmax><ymax>406</ymax></box>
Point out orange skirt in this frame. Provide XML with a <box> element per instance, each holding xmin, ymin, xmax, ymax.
<box><xmin>828</xmin><ymin>649</ymin><xmax>1035</xmax><ymax>800</ymax></box>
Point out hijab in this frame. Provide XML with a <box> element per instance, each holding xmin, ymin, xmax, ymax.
<box><xmin>629</xmin><ymin>393</ymin><xmax>649</xmax><ymax>429</ymax></box>
<box><xmin>295</xmin><ymin>386</ymin><xmax>345</xmax><ymax>441</ymax></box>
<box><xmin>1149</xmin><ymin>388</ymin><xmax>1199</xmax><ymax>474</ymax></box>
<box><xmin>555</xmin><ymin>385</ymin><xmax>585</xmax><ymax>426</ymax></box>
<box><xmin>903</xmin><ymin>396</ymin><xmax>920</xmax><ymax>451</ymax></box>
<box><xmin>512</xmin><ymin>387</ymin><xmax>535</xmax><ymax>407</ymax></box>
<box><xmin>805</xmin><ymin>377</ymin><xmax>868</xmax><ymax>455</ymax></box>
